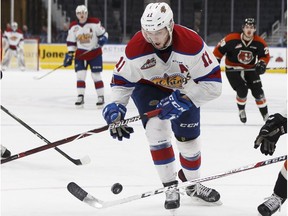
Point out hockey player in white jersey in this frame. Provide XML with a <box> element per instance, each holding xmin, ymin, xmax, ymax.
<box><xmin>102</xmin><ymin>2</ymin><xmax>222</xmax><ymax>211</ymax></box>
<box><xmin>63</xmin><ymin>5</ymin><xmax>108</xmax><ymax>108</ymax></box>
<box><xmin>2</xmin><ymin>22</ymin><xmax>25</xmax><ymax>71</ymax></box>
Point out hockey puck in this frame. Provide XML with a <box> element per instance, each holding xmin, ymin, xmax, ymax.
<box><xmin>111</xmin><ymin>183</ymin><xmax>123</xmax><ymax>194</ymax></box>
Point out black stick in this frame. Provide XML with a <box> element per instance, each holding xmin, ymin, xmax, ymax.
<box><xmin>1</xmin><ymin>105</ymin><xmax>90</xmax><ymax>165</ymax></box>
<box><xmin>1</xmin><ymin>109</ymin><xmax>161</xmax><ymax>164</ymax></box>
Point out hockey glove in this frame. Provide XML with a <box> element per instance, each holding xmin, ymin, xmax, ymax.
<box><xmin>156</xmin><ymin>90</ymin><xmax>193</xmax><ymax>120</ymax></box>
<box><xmin>63</xmin><ymin>53</ymin><xmax>74</xmax><ymax>67</ymax></box>
<box><xmin>98</xmin><ymin>35</ymin><xmax>108</xmax><ymax>47</ymax></box>
<box><xmin>255</xmin><ymin>61</ymin><xmax>266</xmax><ymax>75</ymax></box>
<box><xmin>102</xmin><ymin>103</ymin><xmax>134</xmax><ymax>141</ymax></box>
<box><xmin>254</xmin><ymin>113</ymin><xmax>287</xmax><ymax>156</ymax></box>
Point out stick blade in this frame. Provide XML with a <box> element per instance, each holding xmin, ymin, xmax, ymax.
<box><xmin>78</xmin><ymin>155</ymin><xmax>91</xmax><ymax>165</ymax></box>
<box><xmin>67</xmin><ymin>182</ymin><xmax>88</xmax><ymax>201</ymax></box>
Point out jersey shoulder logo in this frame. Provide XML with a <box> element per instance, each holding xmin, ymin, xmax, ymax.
<box><xmin>141</xmin><ymin>57</ymin><xmax>156</xmax><ymax>70</ymax></box>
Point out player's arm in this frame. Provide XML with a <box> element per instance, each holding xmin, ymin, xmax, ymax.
<box><xmin>255</xmin><ymin>36</ymin><xmax>270</xmax><ymax>75</ymax></box>
<box><xmin>63</xmin><ymin>24</ymin><xmax>77</xmax><ymax>67</ymax></box>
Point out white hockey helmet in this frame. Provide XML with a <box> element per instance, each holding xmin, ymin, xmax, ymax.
<box><xmin>141</xmin><ymin>2</ymin><xmax>174</xmax><ymax>49</ymax></box>
<box><xmin>11</xmin><ymin>22</ymin><xmax>18</xmax><ymax>31</ymax></box>
<box><xmin>75</xmin><ymin>5</ymin><xmax>88</xmax><ymax>15</ymax></box>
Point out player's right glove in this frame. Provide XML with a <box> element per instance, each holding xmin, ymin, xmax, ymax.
<box><xmin>63</xmin><ymin>52</ymin><xmax>74</xmax><ymax>67</ymax></box>
<box><xmin>255</xmin><ymin>61</ymin><xmax>266</xmax><ymax>75</ymax></box>
<box><xmin>102</xmin><ymin>103</ymin><xmax>134</xmax><ymax>141</ymax></box>
<box><xmin>254</xmin><ymin>113</ymin><xmax>287</xmax><ymax>156</ymax></box>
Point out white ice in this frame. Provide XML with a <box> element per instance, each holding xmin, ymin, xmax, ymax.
<box><xmin>1</xmin><ymin>69</ymin><xmax>287</xmax><ymax>216</ymax></box>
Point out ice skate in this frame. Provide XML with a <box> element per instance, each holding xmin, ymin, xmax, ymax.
<box><xmin>163</xmin><ymin>181</ymin><xmax>180</xmax><ymax>210</ymax></box>
<box><xmin>1</xmin><ymin>145</ymin><xmax>11</xmax><ymax>158</ymax></box>
<box><xmin>20</xmin><ymin>66</ymin><xmax>25</xmax><ymax>71</ymax></box>
<box><xmin>75</xmin><ymin>95</ymin><xmax>84</xmax><ymax>108</ymax></box>
<box><xmin>262</xmin><ymin>113</ymin><xmax>269</xmax><ymax>122</ymax></box>
<box><xmin>258</xmin><ymin>193</ymin><xmax>285</xmax><ymax>216</ymax></box>
<box><xmin>96</xmin><ymin>96</ymin><xmax>105</xmax><ymax>107</ymax></box>
<box><xmin>239</xmin><ymin>109</ymin><xmax>247</xmax><ymax>123</ymax></box>
<box><xmin>185</xmin><ymin>183</ymin><xmax>222</xmax><ymax>206</ymax></box>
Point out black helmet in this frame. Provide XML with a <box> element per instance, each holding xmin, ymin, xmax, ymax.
<box><xmin>243</xmin><ymin>18</ymin><xmax>256</xmax><ymax>27</ymax></box>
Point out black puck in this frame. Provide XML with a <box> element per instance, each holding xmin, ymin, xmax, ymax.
<box><xmin>111</xmin><ymin>183</ymin><xmax>123</xmax><ymax>194</ymax></box>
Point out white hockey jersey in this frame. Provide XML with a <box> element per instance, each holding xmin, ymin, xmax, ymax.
<box><xmin>111</xmin><ymin>25</ymin><xmax>222</xmax><ymax>107</ymax></box>
<box><xmin>66</xmin><ymin>17</ymin><xmax>108</xmax><ymax>60</ymax></box>
<box><xmin>2</xmin><ymin>29</ymin><xmax>24</xmax><ymax>50</ymax></box>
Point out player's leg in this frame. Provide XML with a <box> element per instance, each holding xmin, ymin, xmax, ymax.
<box><xmin>75</xmin><ymin>59</ymin><xmax>88</xmax><ymax>108</ymax></box>
<box><xmin>246</xmin><ymin>73</ymin><xmax>268</xmax><ymax>121</ymax></box>
<box><xmin>89</xmin><ymin>56</ymin><xmax>104</xmax><ymax>107</ymax></box>
<box><xmin>2</xmin><ymin>49</ymin><xmax>13</xmax><ymax>71</ymax></box>
<box><xmin>131</xmin><ymin>84</ymin><xmax>180</xmax><ymax>210</ymax></box>
<box><xmin>226</xmin><ymin>70</ymin><xmax>248</xmax><ymax>123</ymax></box>
<box><xmin>17</xmin><ymin>48</ymin><xmax>26</xmax><ymax>71</ymax></box>
<box><xmin>258</xmin><ymin>161</ymin><xmax>287</xmax><ymax>216</ymax></box>
<box><xmin>172</xmin><ymin>108</ymin><xmax>221</xmax><ymax>205</ymax></box>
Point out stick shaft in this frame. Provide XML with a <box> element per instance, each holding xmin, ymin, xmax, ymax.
<box><xmin>1</xmin><ymin>109</ymin><xmax>161</xmax><ymax>164</ymax></box>
<box><xmin>1</xmin><ymin>105</ymin><xmax>88</xmax><ymax>165</ymax></box>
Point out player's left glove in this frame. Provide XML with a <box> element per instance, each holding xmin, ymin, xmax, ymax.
<box><xmin>102</xmin><ymin>103</ymin><xmax>134</xmax><ymax>141</ymax></box>
<box><xmin>255</xmin><ymin>61</ymin><xmax>266</xmax><ymax>75</ymax></box>
<box><xmin>63</xmin><ymin>52</ymin><xmax>74</xmax><ymax>67</ymax></box>
<box><xmin>254</xmin><ymin>113</ymin><xmax>287</xmax><ymax>156</ymax></box>
<box><xmin>156</xmin><ymin>90</ymin><xmax>193</xmax><ymax>120</ymax></box>
<box><xmin>98</xmin><ymin>35</ymin><xmax>108</xmax><ymax>47</ymax></box>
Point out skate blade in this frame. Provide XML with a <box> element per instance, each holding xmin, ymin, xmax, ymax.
<box><xmin>169</xmin><ymin>209</ymin><xmax>178</xmax><ymax>216</ymax></box>
<box><xmin>189</xmin><ymin>197</ymin><xmax>223</xmax><ymax>206</ymax></box>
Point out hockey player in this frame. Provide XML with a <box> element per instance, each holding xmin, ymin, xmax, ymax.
<box><xmin>63</xmin><ymin>5</ymin><xmax>108</xmax><ymax>108</ymax></box>
<box><xmin>254</xmin><ymin>112</ymin><xmax>287</xmax><ymax>216</ymax></box>
<box><xmin>1</xmin><ymin>145</ymin><xmax>11</xmax><ymax>158</ymax></box>
<box><xmin>213</xmin><ymin>18</ymin><xmax>270</xmax><ymax>123</ymax></box>
<box><xmin>102</xmin><ymin>2</ymin><xmax>222</xmax><ymax>210</ymax></box>
<box><xmin>2</xmin><ymin>22</ymin><xmax>25</xmax><ymax>71</ymax></box>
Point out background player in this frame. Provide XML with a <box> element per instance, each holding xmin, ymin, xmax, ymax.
<box><xmin>213</xmin><ymin>18</ymin><xmax>270</xmax><ymax>123</ymax></box>
<box><xmin>63</xmin><ymin>5</ymin><xmax>108</xmax><ymax>108</ymax></box>
<box><xmin>102</xmin><ymin>2</ymin><xmax>222</xmax><ymax>211</ymax></box>
<box><xmin>254</xmin><ymin>111</ymin><xmax>287</xmax><ymax>216</ymax></box>
<box><xmin>2</xmin><ymin>22</ymin><xmax>25</xmax><ymax>71</ymax></box>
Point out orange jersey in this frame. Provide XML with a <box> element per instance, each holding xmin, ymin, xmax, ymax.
<box><xmin>213</xmin><ymin>32</ymin><xmax>270</xmax><ymax>69</ymax></box>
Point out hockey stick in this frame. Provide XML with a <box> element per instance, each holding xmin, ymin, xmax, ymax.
<box><xmin>33</xmin><ymin>49</ymin><xmax>94</xmax><ymax>80</ymax></box>
<box><xmin>1</xmin><ymin>109</ymin><xmax>161</xmax><ymax>164</ymax></box>
<box><xmin>226</xmin><ymin>67</ymin><xmax>287</xmax><ymax>72</ymax></box>
<box><xmin>67</xmin><ymin>155</ymin><xmax>287</xmax><ymax>209</ymax></box>
<box><xmin>1</xmin><ymin>105</ymin><xmax>90</xmax><ymax>165</ymax></box>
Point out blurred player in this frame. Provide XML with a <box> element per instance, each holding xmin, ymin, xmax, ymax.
<box><xmin>102</xmin><ymin>2</ymin><xmax>222</xmax><ymax>211</ymax></box>
<box><xmin>63</xmin><ymin>5</ymin><xmax>108</xmax><ymax>108</ymax></box>
<box><xmin>2</xmin><ymin>22</ymin><xmax>25</xmax><ymax>71</ymax></box>
<box><xmin>213</xmin><ymin>18</ymin><xmax>270</xmax><ymax>123</ymax></box>
<box><xmin>254</xmin><ymin>111</ymin><xmax>287</xmax><ymax>216</ymax></box>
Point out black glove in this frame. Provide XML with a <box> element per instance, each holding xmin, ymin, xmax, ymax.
<box><xmin>255</xmin><ymin>61</ymin><xmax>266</xmax><ymax>75</ymax></box>
<box><xmin>254</xmin><ymin>113</ymin><xmax>287</xmax><ymax>155</ymax></box>
<box><xmin>102</xmin><ymin>103</ymin><xmax>134</xmax><ymax>141</ymax></box>
<box><xmin>63</xmin><ymin>52</ymin><xmax>74</xmax><ymax>67</ymax></box>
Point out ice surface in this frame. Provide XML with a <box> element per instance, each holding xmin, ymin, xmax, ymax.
<box><xmin>1</xmin><ymin>69</ymin><xmax>287</xmax><ymax>216</ymax></box>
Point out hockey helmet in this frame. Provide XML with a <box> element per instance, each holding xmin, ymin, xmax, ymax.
<box><xmin>11</xmin><ymin>22</ymin><xmax>18</xmax><ymax>31</ymax></box>
<box><xmin>76</xmin><ymin>5</ymin><xmax>88</xmax><ymax>15</ymax></box>
<box><xmin>243</xmin><ymin>18</ymin><xmax>256</xmax><ymax>27</ymax></box>
<box><xmin>141</xmin><ymin>2</ymin><xmax>174</xmax><ymax>49</ymax></box>
<box><xmin>141</xmin><ymin>2</ymin><xmax>174</xmax><ymax>32</ymax></box>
